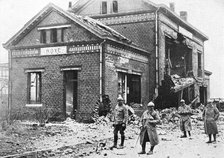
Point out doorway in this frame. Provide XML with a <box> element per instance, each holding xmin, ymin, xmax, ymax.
<box><xmin>127</xmin><ymin>74</ymin><xmax>141</xmax><ymax>104</ymax></box>
<box><xmin>64</xmin><ymin>71</ymin><xmax>78</xmax><ymax>118</ymax></box>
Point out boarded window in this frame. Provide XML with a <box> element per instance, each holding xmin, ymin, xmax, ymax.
<box><xmin>112</xmin><ymin>1</ymin><xmax>118</xmax><ymax>13</ymax></box>
<box><xmin>40</xmin><ymin>30</ymin><xmax>46</xmax><ymax>43</ymax></box>
<box><xmin>102</xmin><ymin>1</ymin><xmax>107</xmax><ymax>14</ymax></box>
<box><xmin>28</xmin><ymin>72</ymin><xmax>41</xmax><ymax>104</ymax></box>
<box><xmin>51</xmin><ymin>28</ymin><xmax>57</xmax><ymax>43</ymax></box>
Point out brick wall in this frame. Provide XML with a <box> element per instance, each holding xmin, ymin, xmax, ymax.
<box><xmin>10</xmin><ymin>52</ymin><xmax>100</xmax><ymax>121</ymax></box>
<box><xmin>109</xmin><ymin>21</ymin><xmax>156</xmax><ymax>99</ymax></box>
<box><xmin>104</xmin><ymin>47</ymin><xmax>150</xmax><ymax>108</ymax></box>
<box><xmin>16</xmin><ymin>10</ymin><xmax>99</xmax><ymax>47</ymax></box>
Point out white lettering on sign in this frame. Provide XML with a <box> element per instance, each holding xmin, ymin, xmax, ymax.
<box><xmin>41</xmin><ymin>46</ymin><xmax>67</xmax><ymax>56</ymax></box>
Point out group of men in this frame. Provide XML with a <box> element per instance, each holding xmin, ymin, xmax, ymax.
<box><xmin>109</xmin><ymin>95</ymin><xmax>160</xmax><ymax>155</ymax></box>
<box><xmin>109</xmin><ymin>95</ymin><xmax>220</xmax><ymax>155</ymax></box>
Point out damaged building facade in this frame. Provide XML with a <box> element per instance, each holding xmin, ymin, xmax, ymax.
<box><xmin>70</xmin><ymin>0</ymin><xmax>211</xmax><ymax>108</ymax></box>
<box><xmin>3</xmin><ymin>4</ymin><xmax>150</xmax><ymax>121</ymax></box>
<box><xmin>4</xmin><ymin>0</ymin><xmax>212</xmax><ymax>121</ymax></box>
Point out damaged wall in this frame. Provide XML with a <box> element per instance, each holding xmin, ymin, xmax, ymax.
<box><xmin>98</xmin><ymin>14</ymin><xmax>156</xmax><ymax>100</ymax></box>
<box><xmin>104</xmin><ymin>44</ymin><xmax>150</xmax><ymax>107</ymax></box>
<box><xmin>157</xmin><ymin>13</ymin><xmax>206</xmax><ymax>108</ymax></box>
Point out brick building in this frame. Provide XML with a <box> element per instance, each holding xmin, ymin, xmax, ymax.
<box><xmin>70</xmin><ymin>0</ymin><xmax>211</xmax><ymax>108</ymax></box>
<box><xmin>3</xmin><ymin>3</ymin><xmax>150</xmax><ymax>121</ymax></box>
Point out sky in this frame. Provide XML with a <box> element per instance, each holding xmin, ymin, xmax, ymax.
<box><xmin>0</xmin><ymin>0</ymin><xmax>224</xmax><ymax>98</ymax></box>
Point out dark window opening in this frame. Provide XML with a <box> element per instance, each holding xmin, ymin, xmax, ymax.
<box><xmin>198</xmin><ymin>52</ymin><xmax>202</xmax><ymax>77</ymax></box>
<box><xmin>165</xmin><ymin>39</ymin><xmax>172</xmax><ymax>75</ymax></box>
<box><xmin>185</xmin><ymin>49</ymin><xmax>192</xmax><ymax>75</ymax></box>
<box><xmin>61</xmin><ymin>28</ymin><xmax>65</xmax><ymax>42</ymax></box>
<box><xmin>198</xmin><ymin>52</ymin><xmax>202</xmax><ymax>70</ymax></box>
<box><xmin>51</xmin><ymin>28</ymin><xmax>57</xmax><ymax>43</ymax></box>
<box><xmin>102</xmin><ymin>1</ymin><xmax>107</xmax><ymax>14</ymax></box>
<box><xmin>200</xmin><ymin>86</ymin><xmax>207</xmax><ymax>105</ymax></box>
<box><xmin>112</xmin><ymin>1</ymin><xmax>118</xmax><ymax>13</ymax></box>
<box><xmin>127</xmin><ymin>74</ymin><xmax>141</xmax><ymax>104</ymax></box>
<box><xmin>165</xmin><ymin>36</ymin><xmax>192</xmax><ymax>77</ymax></box>
<box><xmin>118</xmin><ymin>72</ymin><xmax>141</xmax><ymax>104</ymax></box>
<box><xmin>28</xmin><ymin>72</ymin><xmax>41</xmax><ymax>104</ymax></box>
<box><xmin>40</xmin><ymin>30</ymin><xmax>46</xmax><ymax>43</ymax></box>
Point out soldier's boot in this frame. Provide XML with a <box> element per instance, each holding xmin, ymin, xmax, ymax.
<box><xmin>119</xmin><ymin>135</ymin><xmax>125</xmax><ymax>149</ymax></box>
<box><xmin>181</xmin><ymin>131</ymin><xmax>187</xmax><ymax>138</ymax></box>
<box><xmin>188</xmin><ymin>131</ymin><xmax>191</xmax><ymax>137</ymax></box>
<box><xmin>138</xmin><ymin>143</ymin><xmax>146</xmax><ymax>154</ymax></box>
<box><xmin>213</xmin><ymin>134</ymin><xmax>216</xmax><ymax>142</ymax></box>
<box><xmin>206</xmin><ymin>134</ymin><xmax>212</xmax><ymax>143</ymax></box>
<box><xmin>147</xmin><ymin>146</ymin><xmax>155</xmax><ymax>155</ymax></box>
<box><xmin>110</xmin><ymin>135</ymin><xmax>118</xmax><ymax>149</ymax></box>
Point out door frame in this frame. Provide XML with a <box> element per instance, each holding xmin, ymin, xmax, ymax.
<box><xmin>63</xmin><ymin>70</ymin><xmax>78</xmax><ymax>119</ymax></box>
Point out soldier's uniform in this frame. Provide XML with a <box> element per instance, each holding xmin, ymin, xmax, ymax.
<box><xmin>110</xmin><ymin>95</ymin><xmax>128</xmax><ymax>149</ymax></box>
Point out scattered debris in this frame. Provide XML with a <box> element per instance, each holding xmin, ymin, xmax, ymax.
<box><xmin>0</xmin><ymin>105</ymin><xmax>223</xmax><ymax>157</ymax></box>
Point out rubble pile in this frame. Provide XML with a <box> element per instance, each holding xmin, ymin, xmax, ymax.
<box><xmin>1</xmin><ymin>105</ymin><xmax>223</xmax><ymax>158</ymax></box>
<box><xmin>219</xmin><ymin>112</ymin><xmax>224</xmax><ymax>122</ymax></box>
<box><xmin>159</xmin><ymin>108</ymin><xmax>179</xmax><ymax>124</ymax></box>
<box><xmin>158</xmin><ymin>107</ymin><xmax>205</xmax><ymax>126</ymax></box>
<box><xmin>171</xmin><ymin>74</ymin><xmax>195</xmax><ymax>90</ymax></box>
<box><xmin>128</xmin><ymin>114</ymin><xmax>140</xmax><ymax>125</ymax></box>
<box><xmin>92</xmin><ymin>115</ymin><xmax>111</xmax><ymax>126</ymax></box>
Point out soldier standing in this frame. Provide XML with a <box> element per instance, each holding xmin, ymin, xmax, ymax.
<box><xmin>110</xmin><ymin>95</ymin><xmax>128</xmax><ymax>149</ymax></box>
<box><xmin>202</xmin><ymin>99</ymin><xmax>220</xmax><ymax>143</ymax></box>
<box><xmin>178</xmin><ymin>99</ymin><xmax>193</xmax><ymax>138</ymax></box>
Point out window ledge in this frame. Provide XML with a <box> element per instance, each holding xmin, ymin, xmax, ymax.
<box><xmin>26</xmin><ymin>104</ymin><xmax>42</xmax><ymax>107</ymax></box>
<box><xmin>24</xmin><ymin>69</ymin><xmax>45</xmax><ymax>73</ymax></box>
<box><xmin>38</xmin><ymin>24</ymin><xmax>71</xmax><ymax>30</ymax></box>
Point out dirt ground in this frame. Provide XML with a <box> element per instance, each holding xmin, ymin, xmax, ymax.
<box><xmin>85</xmin><ymin>122</ymin><xmax>224</xmax><ymax>158</ymax></box>
<box><xmin>0</xmin><ymin>113</ymin><xmax>224</xmax><ymax>158</ymax></box>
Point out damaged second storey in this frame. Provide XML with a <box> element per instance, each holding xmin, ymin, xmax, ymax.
<box><xmin>70</xmin><ymin>0</ymin><xmax>211</xmax><ymax>108</ymax></box>
<box><xmin>3</xmin><ymin>3</ymin><xmax>151</xmax><ymax>121</ymax></box>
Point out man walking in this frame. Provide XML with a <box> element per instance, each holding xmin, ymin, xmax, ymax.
<box><xmin>110</xmin><ymin>95</ymin><xmax>128</xmax><ymax>149</ymax></box>
<box><xmin>138</xmin><ymin>101</ymin><xmax>160</xmax><ymax>155</ymax></box>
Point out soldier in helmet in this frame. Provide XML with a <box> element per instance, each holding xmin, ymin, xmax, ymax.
<box><xmin>178</xmin><ymin>99</ymin><xmax>193</xmax><ymax>138</ymax></box>
<box><xmin>138</xmin><ymin>101</ymin><xmax>160</xmax><ymax>155</ymax></box>
<box><xmin>202</xmin><ymin>99</ymin><xmax>220</xmax><ymax>143</ymax></box>
<box><xmin>110</xmin><ymin>95</ymin><xmax>128</xmax><ymax>149</ymax></box>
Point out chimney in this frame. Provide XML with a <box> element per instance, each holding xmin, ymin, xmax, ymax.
<box><xmin>180</xmin><ymin>11</ymin><xmax>188</xmax><ymax>21</ymax></box>
<box><xmin>68</xmin><ymin>1</ymin><xmax>72</xmax><ymax>9</ymax></box>
<box><xmin>169</xmin><ymin>2</ymin><xmax>175</xmax><ymax>12</ymax></box>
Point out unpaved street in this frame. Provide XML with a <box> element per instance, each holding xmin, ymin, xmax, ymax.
<box><xmin>0</xmin><ymin>113</ymin><xmax>224</xmax><ymax>158</ymax></box>
<box><xmin>85</xmin><ymin>122</ymin><xmax>224</xmax><ymax>158</ymax></box>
